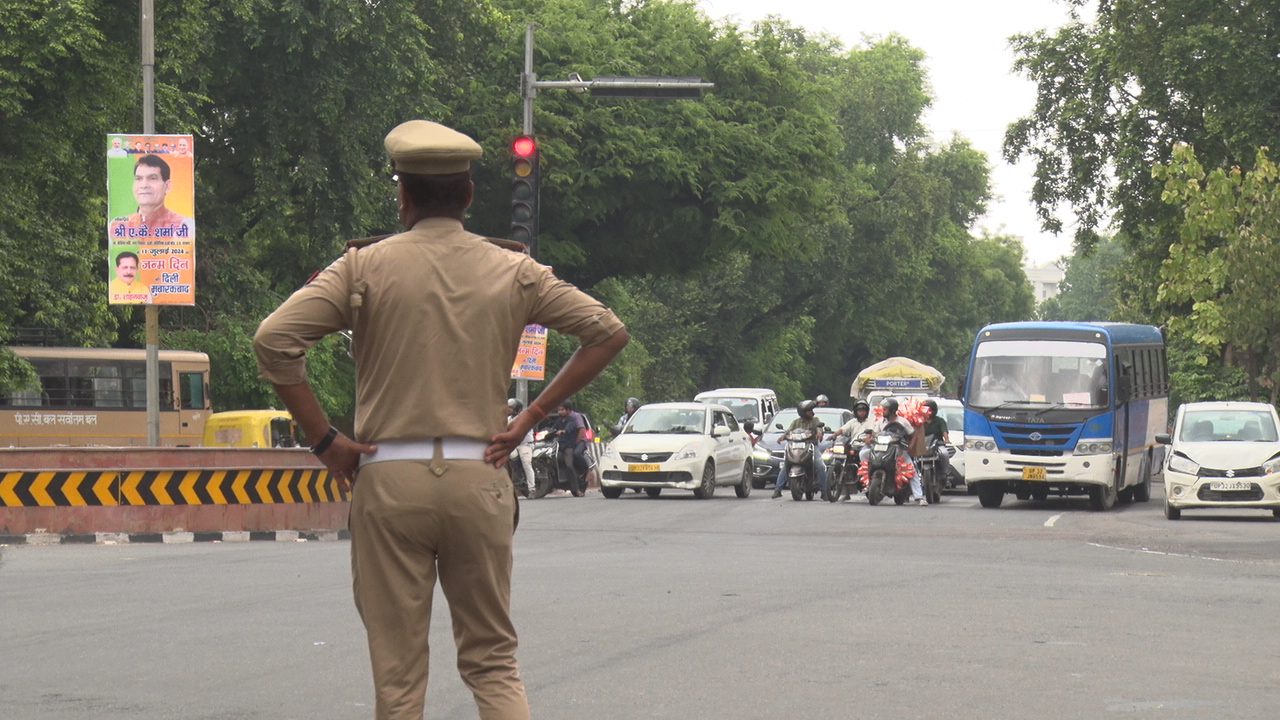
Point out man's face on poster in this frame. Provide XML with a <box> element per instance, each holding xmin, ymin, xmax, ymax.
<box><xmin>133</xmin><ymin>164</ymin><xmax>170</xmax><ymax>209</ymax></box>
<box><xmin>116</xmin><ymin>256</ymin><xmax>138</xmax><ymax>284</ymax></box>
<box><xmin>111</xmin><ymin>138</ymin><xmax>122</xmax><ymax>150</ymax></box>
<box><xmin>177</xmin><ymin>138</ymin><xmax>189</xmax><ymax>154</ymax></box>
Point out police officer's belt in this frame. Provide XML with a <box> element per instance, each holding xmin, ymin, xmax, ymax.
<box><xmin>359</xmin><ymin>438</ymin><xmax>490</xmax><ymax>467</ymax></box>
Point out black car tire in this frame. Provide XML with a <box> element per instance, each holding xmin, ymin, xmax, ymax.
<box><xmin>601</xmin><ymin>487</ymin><xmax>624</xmax><ymax>499</ymax></box>
<box><xmin>735</xmin><ymin>462</ymin><xmax>752</xmax><ymax>498</ymax></box>
<box><xmin>645</xmin><ymin>487</ymin><xmax>662</xmax><ymax>498</ymax></box>
<box><xmin>694</xmin><ymin>461</ymin><xmax>717</xmax><ymax>499</ymax></box>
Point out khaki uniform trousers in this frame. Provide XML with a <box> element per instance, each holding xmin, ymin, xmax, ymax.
<box><xmin>351</xmin><ymin>456</ymin><xmax>530</xmax><ymax>720</ymax></box>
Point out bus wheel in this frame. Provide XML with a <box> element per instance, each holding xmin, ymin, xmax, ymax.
<box><xmin>1089</xmin><ymin>483</ymin><xmax>1117</xmax><ymax>511</ymax></box>
<box><xmin>1132</xmin><ymin>457</ymin><xmax>1152</xmax><ymax>502</ymax></box>
<box><xmin>977</xmin><ymin>485</ymin><xmax>1004</xmax><ymax>508</ymax></box>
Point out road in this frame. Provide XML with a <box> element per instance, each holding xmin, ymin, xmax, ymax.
<box><xmin>2</xmin><ymin>485</ymin><xmax>1278</xmax><ymax>719</ymax></box>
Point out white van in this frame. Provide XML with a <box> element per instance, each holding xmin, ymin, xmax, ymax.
<box><xmin>694</xmin><ymin>388</ymin><xmax>779</xmax><ymax>430</ymax></box>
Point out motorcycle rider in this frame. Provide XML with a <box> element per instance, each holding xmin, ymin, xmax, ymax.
<box><xmin>612</xmin><ymin>397</ymin><xmax>641</xmax><ymax>435</ymax></box>
<box><xmin>921</xmin><ymin>399</ymin><xmax>952</xmax><ymax>487</ymax></box>
<box><xmin>815</xmin><ymin>394</ymin><xmax>830</xmax><ymax>407</ymax></box>
<box><xmin>831</xmin><ymin>399</ymin><xmax>876</xmax><ymax>501</ymax></box>
<box><xmin>771</xmin><ymin>399</ymin><xmax>828</xmax><ymax>499</ymax></box>
<box><xmin>858</xmin><ymin>398</ymin><xmax>927</xmax><ymax>505</ymax></box>
<box><xmin>506</xmin><ymin>398</ymin><xmax>536</xmax><ymax>497</ymax></box>
<box><xmin>552</xmin><ymin>400</ymin><xmax>588</xmax><ymax>496</ymax></box>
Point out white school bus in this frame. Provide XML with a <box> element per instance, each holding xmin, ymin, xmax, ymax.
<box><xmin>0</xmin><ymin>346</ymin><xmax>211</xmax><ymax>447</ymax></box>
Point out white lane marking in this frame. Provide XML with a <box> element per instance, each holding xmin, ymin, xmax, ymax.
<box><xmin>1044</xmin><ymin>513</ymin><xmax>1063</xmax><ymax>527</ymax></box>
<box><xmin>1086</xmin><ymin>542</ymin><xmax>1253</xmax><ymax>564</ymax></box>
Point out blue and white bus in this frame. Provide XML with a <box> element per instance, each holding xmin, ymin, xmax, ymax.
<box><xmin>962</xmin><ymin>322</ymin><xmax>1168</xmax><ymax>510</ymax></box>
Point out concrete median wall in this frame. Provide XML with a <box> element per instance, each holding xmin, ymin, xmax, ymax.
<box><xmin>0</xmin><ymin>447</ymin><xmax>348</xmax><ymax>535</ymax></box>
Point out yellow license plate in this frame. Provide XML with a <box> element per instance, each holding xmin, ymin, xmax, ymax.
<box><xmin>628</xmin><ymin>463</ymin><xmax>660</xmax><ymax>473</ymax></box>
<box><xmin>1022</xmin><ymin>466</ymin><xmax>1047</xmax><ymax>481</ymax></box>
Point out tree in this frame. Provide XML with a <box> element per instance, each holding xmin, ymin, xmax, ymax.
<box><xmin>1038</xmin><ymin>236</ymin><xmax>1125</xmax><ymax>322</ymax></box>
<box><xmin>1155</xmin><ymin>144</ymin><xmax>1280</xmax><ymax>404</ymax></box>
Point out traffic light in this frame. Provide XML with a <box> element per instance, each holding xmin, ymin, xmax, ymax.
<box><xmin>510</xmin><ymin>134</ymin><xmax>540</xmax><ymax>257</ymax></box>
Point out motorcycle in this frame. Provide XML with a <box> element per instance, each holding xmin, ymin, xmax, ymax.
<box><xmin>862</xmin><ymin>427</ymin><xmax>913</xmax><ymax>506</ymax></box>
<box><xmin>825</xmin><ymin>433</ymin><xmax>868</xmax><ymax>502</ymax></box>
<box><xmin>917</xmin><ymin>438</ymin><xmax>953</xmax><ymax>505</ymax></box>
<box><xmin>781</xmin><ymin>426</ymin><xmax>825</xmax><ymax>501</ymax></box>
<box><xmin>528</xmin><ymin>429</ymin><xmax>592</xmax><ymax>498</ymax></box>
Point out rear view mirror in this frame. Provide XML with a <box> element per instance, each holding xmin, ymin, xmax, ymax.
<box><xmin>1155</xmin><ymin>433</ymin><xmax>1171</xmax><ymax>445</ymax></box>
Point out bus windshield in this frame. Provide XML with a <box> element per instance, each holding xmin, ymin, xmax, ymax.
<box><xmin>970</xmin><ymin>340</ymin><xmax>1109</xmax><ymax>410</ymax></box>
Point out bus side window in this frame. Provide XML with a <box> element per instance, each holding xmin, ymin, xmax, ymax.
<box><xmin>179</xmin><ymin>372</ymin><xmax>206</xmax><ymax>410</ymax></box>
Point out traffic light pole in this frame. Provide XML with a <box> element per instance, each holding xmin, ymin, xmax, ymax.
<box><xmin>514</xmin><ymin>22</ymin><xmax>712</xmax><ymax>405</ymax></box>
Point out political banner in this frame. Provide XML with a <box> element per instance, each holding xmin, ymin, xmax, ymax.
<box><xmin>511</xmin><ymin>324</ymin><xmax>548</xmax><ymax>380</ymax></box>
<box><xmin>106</xmin><ymin>134</ymin><xmax>195</xmax><ymax>305</ymax></box>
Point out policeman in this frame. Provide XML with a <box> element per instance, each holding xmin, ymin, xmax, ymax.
<box><xmin>253</xmin><ymin>119</ymin><xmax>628</xmax><ymax>720</ymax></box>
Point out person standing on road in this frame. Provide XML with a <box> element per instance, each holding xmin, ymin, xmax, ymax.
<box><xmin>253</xmin><ymin>119</ymin><xmax>628</xmax><ymax>720</ymax></box>
<box><xmin>507</xmin><ymin>398</ymin><xmax>536</xmax><ymax>498</ymax></box>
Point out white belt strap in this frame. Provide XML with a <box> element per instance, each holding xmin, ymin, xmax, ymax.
<box><xmin>359</xmin><ymin>438</ymin><xmax>490</xmax><ymax>467</ymax></box>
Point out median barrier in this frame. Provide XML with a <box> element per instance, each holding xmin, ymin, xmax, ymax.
<box><xmin>0</xmin><ymin>447</ymin><xmax>348</xmax><ymax>535</ymax></box>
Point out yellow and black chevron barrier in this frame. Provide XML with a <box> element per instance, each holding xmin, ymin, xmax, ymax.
<box><xmin>0</xmin><ymin>468</ymin><xmax>348</xmax><ymax>507</ymax></box>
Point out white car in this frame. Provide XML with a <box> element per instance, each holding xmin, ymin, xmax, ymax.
<box><xmin>1158</xmin><ymin>401</ymin><xmax>1280</xmax><ymax>520</ymax></box>
<box><xmin>599</xmin><ymin>402</ymin><xmax>754</xmax><ymax>499</ymax></box>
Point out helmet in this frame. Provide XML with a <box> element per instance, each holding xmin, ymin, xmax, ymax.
<box><xmin>854</xmin><ymin>400</ymin><xmax>870</xmax><ymax>414</ymax></box>
<box><xmin>815</xmin><ymin>394</ymin><xmax>830</xmax><ymax>405</ymax></box>
<box><xmin>507</xmin><ymin>398</ymin><xmax>523</xmax><ymax>412</ymax></box>
<box><xmin>880</xmin><ymin>398</ymin><xmax>899</xmax><ymax>415</ymax></box>
<box><xmin>625</xmin><ymin>397</ymin><xmax>641</xmax><ymax>413</ymax></box>
<box><xmin>798</xmin><ymin>399</ymin><xmax>817</xmax><ymax>417</ymax></box>
<box><xmin>923</xmin><ymin>399</ymin><xmax>938</xmax><ymax>415</ymax></box>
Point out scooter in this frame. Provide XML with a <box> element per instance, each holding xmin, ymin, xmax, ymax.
<box><xmin>862</xmin><ymin>428</ymin><xmax>913</xmax><ymax>506</ymax></box>
<box><xmin>781</xmin><ymin>426</ymin><xmax>824</xmax><ymax>501</ymax></box>
<box><xmin>917</xmin><ymin>438</ymin><xmax>952</xmax><ymax>505</ymax></box>
<box><xmin>529</xmin><ymin>430</ymin><xmax>592</xmax><ymax>498</ymax></box>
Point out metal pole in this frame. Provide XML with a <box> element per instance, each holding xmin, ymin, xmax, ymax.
<box><xmin>142</xmin><ymin>0</ymin><xmax>160</xmax><ymax>446</ymax></box>
<box><xmin>516</xmin><ymin>22</ymin><xmax>537</xmax><ymax>407</ymax></box>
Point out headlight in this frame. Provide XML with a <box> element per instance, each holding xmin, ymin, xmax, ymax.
<box><xmin>1075</xmin><ymin>441</ymin><xmax>1113</xmax><ymax>455</ymax></box>
<box><xmin>1167</xmin><ymin>453</ymin><xmax>1200</xmax><ymax>475</ymax></box>
<box><xmin>601</xmin><ymin>444</ymin><xmax>617</xmax><ymax>459</ymax></box>
<box><xmin>831</xmin><ymin>445</ymin><xmax>846</xmax><ymax>455</ymax></box>
<box><xmin>673</xmin><ymin>442</ymin><xmax>701</xmax><ymax>461</ymax></box>
<box><xmin>752</xmin><ymin>447</ymin><xmax>772</xmax><ymax>462</ymax></box>
<box><xmin>1263</xmin><ymin>455</ymin><xmax>1280</xmax><ymax>475</ymax></box>
<box><xmin>964</xmin><ymin>437</ymin><xmax>996</xmax><ymax>452</ymax></box>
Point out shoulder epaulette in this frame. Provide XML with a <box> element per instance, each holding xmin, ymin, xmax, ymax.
<box><xmin>344</xmin><ymin>234</ymin><xmax>393</xmax><ymax>250</ymax></box>
<box><xmin>485</xmin><ymin>237</ymin><xmax>530</xmax><ymax>255</ymax></box>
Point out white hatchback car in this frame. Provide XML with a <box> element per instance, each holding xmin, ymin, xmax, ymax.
<box><xmin>599</xmin><ymin>402</ymin><xmax>753</xmax><ymax>499</ymax></box>
<box><xmin>1158</xmin><ymin>401</ymin><xmax>1280</xmax><ymax>520</ymax></box>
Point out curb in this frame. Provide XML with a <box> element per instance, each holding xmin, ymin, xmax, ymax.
<box><xmin>0</xmin><ymin>529</ymin><xmax>350</xmax><ymax>546</ymax></box>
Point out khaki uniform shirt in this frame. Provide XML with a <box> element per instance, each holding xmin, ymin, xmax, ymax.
<box><xmin>253</xmin><ymin>217</ymin><xmax>624</xmax><ymax>443</ymax></box>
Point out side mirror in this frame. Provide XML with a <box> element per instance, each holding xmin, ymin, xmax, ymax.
<box><xmin>712</xmin><ymin>426</ymin><xmax>730</xmax><ymax>437</ymax></box>
<box><xmin>774</xmin><ymin>423</ymin><xmax>784</xmax><ymax>430</ymax></box>
<box><xmin>1155</xmin><ymin>433</ymin><xmax>1171</xmax><ymax>445</ymax></box>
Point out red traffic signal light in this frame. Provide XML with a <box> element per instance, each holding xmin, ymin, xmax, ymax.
<box><xmin>513</xmin><ymin>135</ymin><xmax>537</xmax><ymax>158</ymax></box>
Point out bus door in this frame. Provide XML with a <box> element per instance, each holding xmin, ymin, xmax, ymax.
<box><xmin>177</xmin><ymin>370</ymin><xmax>208</xmax><ymax>435</ymax></box>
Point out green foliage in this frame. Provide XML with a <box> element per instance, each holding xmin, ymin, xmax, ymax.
<box><xmin>1037</xmin><ymin>236</ymin><xmax>1125</xmax><ymax>322</ymax></box>
<box><xmin>3</xmin><ymin>0</ymin><xmax>1035</xmax><ymax>423</ymax></box>
<box><xmin>1155</xmin><ymin>144</ymin><xmax>1280</xmax><ymax>404</ymax></box>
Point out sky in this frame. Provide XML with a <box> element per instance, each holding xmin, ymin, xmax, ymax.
<box><xmin>697</xmin><ymin>0</ymin><xmax>1083</xmax><ymax>265</ymax></box>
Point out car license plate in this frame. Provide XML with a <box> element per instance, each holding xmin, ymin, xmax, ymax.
<box><xmin>1210</xmin><ymin>480</ymin><xmax>1251</xmax><ymax>491</ymax></box>
<box><xmin>628</xmin><ymin>463</ymin><xmax>660</xmax><ymax>473</ymax></box>
<box><xmin>1022</xmin><ymin>466</ymin><xmax>1047</xmax><ymax>481</ymax></box>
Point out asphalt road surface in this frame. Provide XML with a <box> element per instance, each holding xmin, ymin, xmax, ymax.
<box><xmin>3</xmin><ymin>484</ymin><xmax>1279</xmax><ymax>719</ymax></box>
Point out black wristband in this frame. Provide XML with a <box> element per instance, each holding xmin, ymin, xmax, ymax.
<box><xmin>310</xmin><ymin>426</ymin><xmax>339</xmax><ymax>456</ymax></box>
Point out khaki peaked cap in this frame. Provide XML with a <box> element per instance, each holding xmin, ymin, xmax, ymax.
<box><xmin>385</xmin><ymin>120</ymin><xmax>483</xmax><ymax>175</ymax></box>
